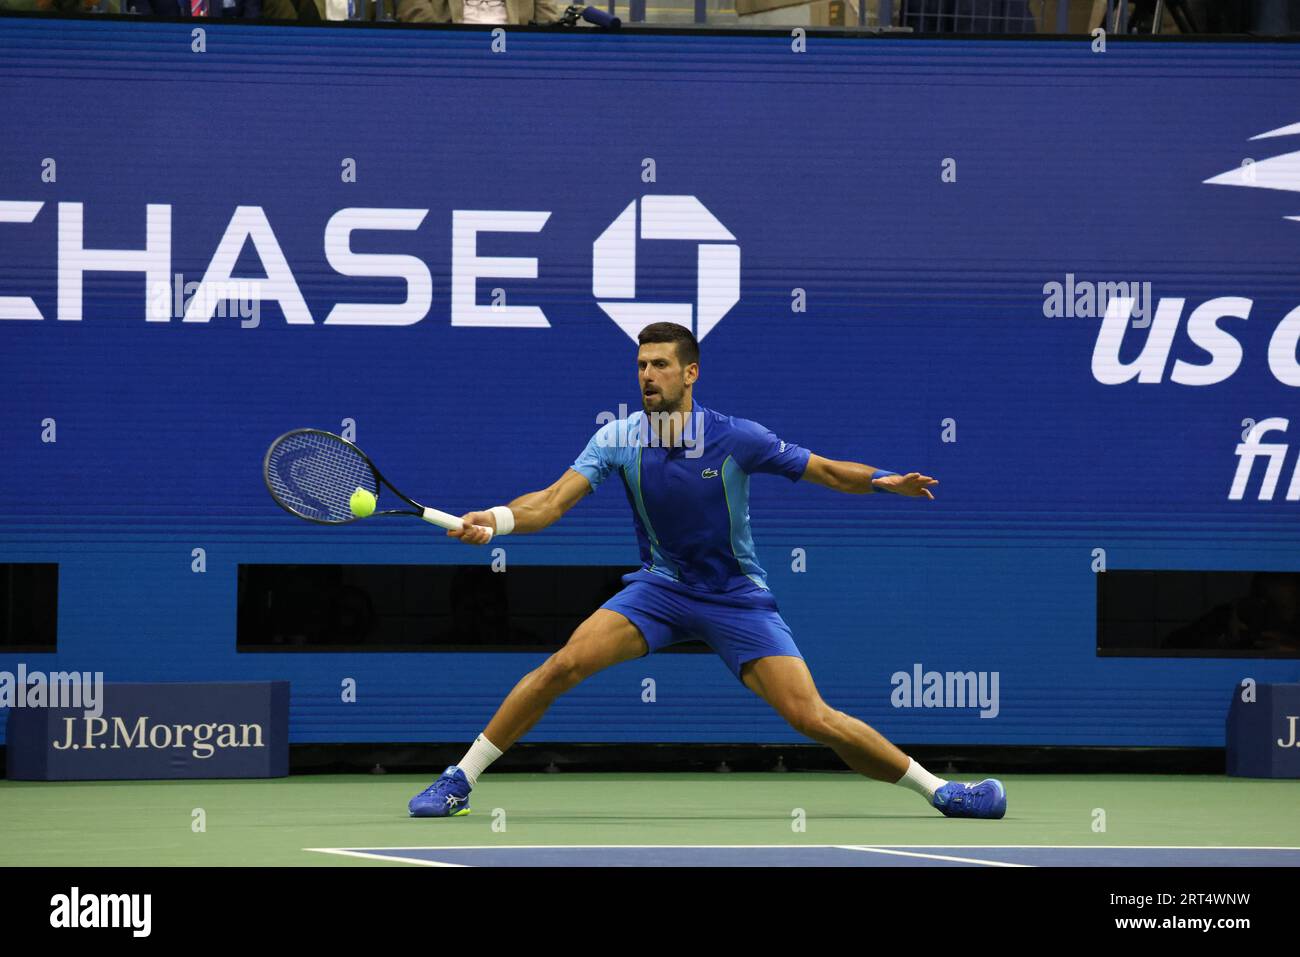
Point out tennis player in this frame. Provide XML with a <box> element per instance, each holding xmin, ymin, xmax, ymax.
<box><xmin>409</xmin><ymin>322</ymin><xmax>1006</xmax><ymax>820</ymax></box>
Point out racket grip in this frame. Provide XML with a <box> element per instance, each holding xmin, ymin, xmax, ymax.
<box><xmin>421</xmin><ymin>507</ymin><xmax>494</xmax><ymax>542</ymax></box>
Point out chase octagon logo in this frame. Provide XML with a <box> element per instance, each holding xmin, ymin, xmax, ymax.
<box><xmin>593</xmin><ymin>195</ymin><xmax>740</xmax><ymax>344</ymax></box>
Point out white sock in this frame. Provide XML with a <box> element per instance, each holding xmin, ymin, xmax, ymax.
<box><xmin>455</xmin><ymin>733</ymin><xmax>502</xmax><ymax>788</ymax></box>
<box><xmin>895</xmin><ymin>757</ymin><xmax>947</xmax><ymax>801</ymax></box>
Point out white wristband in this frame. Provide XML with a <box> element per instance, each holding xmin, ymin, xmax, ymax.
<box><xmin>488</xmin><ymin>505</ymin><xmax>515</xmax><ymax>536</ymax></box>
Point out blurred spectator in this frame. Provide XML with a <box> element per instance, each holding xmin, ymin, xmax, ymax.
<box><xmin>1</xmin><ymin>0</ymin><xmax>123</xmax><ymax>12</ymax></box>
<box><xmin>133</xmin><ymin>0</ymin><xmax>261</xmax><ymax>15</ymax></box>
<box><xmin>1112</xmin><ymin>1</ymin><xmax>1300</xmax><ymax>34</ymax></box>
<box><xmin>1245</xmin><ymin>0</ymin><xmax>1300</xmax><ymax>33</ymax></box>
<box><xmin>261</xmin><ymin>0</ymin><xmax>396</xmax><ymax>18</ymax></box>
<box><xmin>396</xmin><ymin>0</ymin><xmax>570</xmax><ymax>24</ymax></box>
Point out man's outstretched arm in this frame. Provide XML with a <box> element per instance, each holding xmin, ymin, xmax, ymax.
<box><xmin>802</xmin><ymin>453</ymin><xmax>938</xmax><ymax>499</ymax></box>
<box><xmin>449</xmin><ymin>469</ymin><xmax>594</xmax><ymax>545</ymax></box>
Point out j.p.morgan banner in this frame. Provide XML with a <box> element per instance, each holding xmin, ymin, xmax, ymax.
<box><xmin>6</xmin><ymin>682</ymin><xmax>289</xmax><ymax>781</ymax></box>
<box><xmin>1226</xmin><ymin>682</ymin><xmax>1300</xmax><ymax>779</ymax></box>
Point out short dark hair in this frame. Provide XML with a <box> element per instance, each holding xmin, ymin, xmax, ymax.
<box><xmin>637</xmin><ymin>322</ymin><xmax>699</xmax><ymax>366</ymax></box>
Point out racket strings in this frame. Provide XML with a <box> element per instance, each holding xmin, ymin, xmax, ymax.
<box><xmin>266</xmin><ymin>431</ymin><xmax>378</xmax><ymax>523</ymax></box>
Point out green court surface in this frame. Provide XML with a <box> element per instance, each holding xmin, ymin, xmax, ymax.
<box><xmin>0</xmin><ymin>773</ymin><xmax>1296</xmax><ymax>867</ymax></box>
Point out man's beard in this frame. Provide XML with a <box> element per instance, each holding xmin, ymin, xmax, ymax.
<box><xmin>642</xmin><ymin>390</ymin><xmax>684</xmax><ymax>415</ymax></box>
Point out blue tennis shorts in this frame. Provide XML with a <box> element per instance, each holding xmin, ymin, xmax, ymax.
<box><xmin>600</xmin><ymin>572</ymin><xmax>803</xmax><ymax>681</ymax></box>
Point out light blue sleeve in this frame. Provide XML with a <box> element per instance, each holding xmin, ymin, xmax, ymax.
<box><xmin>570</xmin><ymin>419</ymin><xmax>628</xmax><ymax>491</ymax></box>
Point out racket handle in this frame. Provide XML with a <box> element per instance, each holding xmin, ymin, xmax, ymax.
<box><xmin>421</xmin><ymin>507</ymin><xmax>494</xmax><ymax>542</ymax></box>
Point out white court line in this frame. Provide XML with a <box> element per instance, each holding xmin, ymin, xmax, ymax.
<box><xmin>305</xmin><ymin>848</ymin><xmax>469</xmax><ymax>867</ymax></box>
<box><xmin>835</xmin><ymin>846</ymin><xmax>1031</xmax><ymax>867</ymax></box>
<box><xmin>303</xmin><ymin>843</ymin><xmax>1300</xmax><ymax>852</ymax></box>
<box><xmin>302</xmin><ymin>843</ymin><xmax>1300</xmax><ymax>867</ymax></box>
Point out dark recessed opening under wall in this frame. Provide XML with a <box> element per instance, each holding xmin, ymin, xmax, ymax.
<box><xmin>1097</xmin><ymin>569</ymin><xmax>1300</xmax><ymax>658</ymax></box>
<box><xmin>0</xmin><ymin>563</ymin><xmax>58</xmax><ymax>652</ymax></box>
<box><xmin>237</xmin><ymin>563</ymin><xmax>712</xmax><ymax>653</ymax></box>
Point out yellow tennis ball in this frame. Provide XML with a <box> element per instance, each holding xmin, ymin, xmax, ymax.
<box><xmin>349</xmin><ymin>487</ymin><xmax>376</xmax><ymax>518</ymax></box>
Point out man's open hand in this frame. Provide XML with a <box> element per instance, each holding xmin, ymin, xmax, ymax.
<box><xmin>872</xmin><ymin>472</ymin><xmax>938</xmax><ymax>499</ymax></box>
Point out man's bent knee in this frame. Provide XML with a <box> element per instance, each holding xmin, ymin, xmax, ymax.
<box><xmin>785</xmin><ymin>703</ymin><xmax>840</xmax><ymax>742</ymax></box>
<box><xmin>534</xmin><ymin>651</ymin><xmax>591</xmax><ymax>694</ymax></box>
<box><xmin>532</xmin><ymin>610</ymin><xmax>647</xmax><ymax>697</ymax></box>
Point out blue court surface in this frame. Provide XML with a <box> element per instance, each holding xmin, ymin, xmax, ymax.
<box><xmin>305</xmin><ymin>845</ymin><xmax>1300</xmax><ymax>867</ymax></box>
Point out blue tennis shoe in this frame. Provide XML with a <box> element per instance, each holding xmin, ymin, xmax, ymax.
<box><xmin>409</xmin><ymin>766</ymin><xmax>472</xmax><ymax>818</ymax></box>
<box><xmin>932</xmin><ymin>778</ymin><xmax>1006</xmax><ymax>819</ymax></box>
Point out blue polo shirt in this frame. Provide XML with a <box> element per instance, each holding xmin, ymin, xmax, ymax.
<box><xmin>570</xmin><ymin>401</ymin><xmax>810</xmax><ymax>594</ymax></box>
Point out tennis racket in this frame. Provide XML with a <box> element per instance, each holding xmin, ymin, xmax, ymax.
<box><xmin>263</xmin><ymin>428</ymin><xmax>493</xmax><ymax>541</ymax></box>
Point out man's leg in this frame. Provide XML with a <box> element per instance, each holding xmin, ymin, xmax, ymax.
<box><xmin>739</xmin><ymin>655</ymin><xmax>914</xmax><ymax>783</ymax></box>
<box><xmin>410</xmin><ymin>609</ymin><xmax>650</xmax><ymax>815</ymax></box>
<box><xmin>480</xmin><ymin>608</ymin><xmax>647</xmax><ymax>752</ymax></box>
<box><xmin>739</xmin><ymin>655</ymin><xmax>1006</xmax><ymax>818</ymax></box>
<box><xmin>439</xmin><ymin>579</ymin><xmax>685</xmax><ymax>800</ymax></box>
